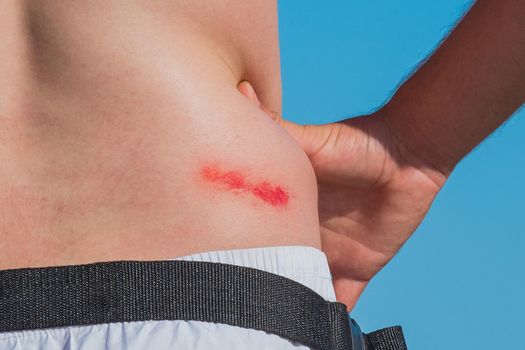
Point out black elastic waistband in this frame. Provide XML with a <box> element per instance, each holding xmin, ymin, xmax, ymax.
<box><xmin>0</xmin><ymin>260</ymin><xmax>351</xmax><ymax>350</ymax></box>
<box><xmin>0</xmin><ymin>260</ymin><xmax>408</xmax><ymax>350</ymax></box>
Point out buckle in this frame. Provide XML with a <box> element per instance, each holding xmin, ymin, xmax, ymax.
<box><xmin>349</xmin><ymin>317</ymin><xmax>367</xmax><ymax>350</ymax></box>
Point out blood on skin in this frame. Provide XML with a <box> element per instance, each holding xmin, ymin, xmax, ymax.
<box><xmin>200</xmin><ymin>165</ymin><xmax>289</xmax><ymax>207</ymax></box>
<box><xmin>201</xmin><ymin>166</ymin><xmax>246</xmax><ymax>190</ymax></box>
<box><xmin>251</xmin><ymin>181</ymin><xmax>289</xmax><ymax>207</ymax></box>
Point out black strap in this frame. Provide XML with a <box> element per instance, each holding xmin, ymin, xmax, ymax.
<box><xmin>364</xmin><ymin>326</ymin><xmax>407</xmax><ymax>350</ymax></box>
<box><xmin>0</xmin><ymin>260</ymin><xmax>350</xmax><ymax>349</ymax></box>
<box><xmin>0</xmin><ymin>260</ymin><xmax>407</xmax><ymax>350</ymax></box>
<box><xmin>350</xmin><ymin>316</ymin><xmax>407</xmax><ymax>350</ymax></box>
<box><xmin>365</xmin><ymin>326</ymin><xmax>408</xmax><ymax>350</ymax></box>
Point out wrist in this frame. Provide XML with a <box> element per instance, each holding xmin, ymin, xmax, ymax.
<box><xmin>375</xmin><ymin>104</ymin><xmax>454</xmax><ymax>188</ymax></box>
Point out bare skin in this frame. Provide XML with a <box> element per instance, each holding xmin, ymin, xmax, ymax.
<box><xmin>240</xmin><ymin>0</ymin><xmax>525</xmax><ymax>309</ymax></box>
<box><xmin>1</xmin><ymin>0</ymin><xmax>524</xmax><ymax>314</ymax></box>
<box><xmin>0</xmin><ymin>1</ymin><xmax>321</xmax><ymax>269</ymax></box>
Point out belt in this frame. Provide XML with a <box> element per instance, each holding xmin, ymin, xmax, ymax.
<box><xmin>0</xmin><ymin>260</ymin><xmax>407</xmax><ymax>350</ymax></box>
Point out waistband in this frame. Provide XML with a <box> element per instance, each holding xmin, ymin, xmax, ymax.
<box><xmin>0</xmin><ymin>250</ymin><xmax>350</xmax><ymax>350</ymax></box>
<box><xmin>173</xmin><ymin>245</ymin><xmax>336</xmax><ymax>301</ymax></box>
<box><xmin>0</xmin><ymin>245</ymin><xmax>407</xmax><ymax>350</ymax></box>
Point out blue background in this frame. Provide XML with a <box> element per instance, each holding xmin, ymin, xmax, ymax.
<box><xmin>278</xmin><ymin>1</ymin><xmax>525</xmax><ymax>349</ymax></box>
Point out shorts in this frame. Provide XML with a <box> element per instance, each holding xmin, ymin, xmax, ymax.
<box><xmin>0</xmin><ymin>245</ymin><xmax>337</xmax><ymax>349</ymax></box>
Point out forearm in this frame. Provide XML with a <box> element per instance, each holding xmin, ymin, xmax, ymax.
<box><xmin>382</xmin><ymin>0</ymin><xmax>525</xmax><ymax>181</ymax></box>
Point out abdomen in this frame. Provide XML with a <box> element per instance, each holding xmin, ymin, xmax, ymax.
<box><xmin>0</xmin><ymin>0</ymin><xmax>320</xmax><ymax>269</ymax></box>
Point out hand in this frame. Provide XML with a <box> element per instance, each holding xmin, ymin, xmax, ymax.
<box><xmin>238</xmin><ymin>81</ymin><xmax>447</xmax><ymax>310</ymax></box>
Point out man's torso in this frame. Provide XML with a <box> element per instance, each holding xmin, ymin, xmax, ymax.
<box><xmin>0</xmin><ymin>0</ymin><xmax>320</xmax><ymax>269</ymax></box>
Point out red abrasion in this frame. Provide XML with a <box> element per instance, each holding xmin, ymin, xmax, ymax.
<box><xmin>221</xmin><ymin>171</ymin><xmax>246</xmax><ymax>190</ymax></box>
<box><xmin>200</xmin><ymin>166</ymin><xmax>289</xmax><ymax>207</ymax></box>
<box><xmin>201</xmin><ymin>166</ymin><xmax>222</xmax><ymax>182</ymax></box>
<box><xmin>251</xmin><ymin>181</ymin><xmax>289</xmax><ymax>207</ymax></box>
<box><xmin>201</xmin><ymin>166</ymin><xmax>247</xmax><ymax>190</ymax></box>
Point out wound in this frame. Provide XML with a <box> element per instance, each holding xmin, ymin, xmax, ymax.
<box><xmin>251</xmin><ymin>181</ymin><xmax>289</xmax><ymax>207</ymax></box>
<box><xmin>200</xmin><ymin>166</ymin><xmax>289</xmax><ymax>207</ymax></box>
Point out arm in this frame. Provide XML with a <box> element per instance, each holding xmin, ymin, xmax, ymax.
<box><xmin>238</xmin><ymin>0</ymin><xmax>525</xmax><ymax>309</ymax></box>
<box><xmin>383</xmin><ymin>0</ymin><xmax>525</xmax><ymax>184</ymax></box>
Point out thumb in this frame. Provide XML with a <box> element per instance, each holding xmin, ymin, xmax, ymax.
<box><xmin>260</xmin><ymin>106</ymin><xmax>321</xmax><ymax>156</ymax></box>
<box><xmin>236</xmin><ymin>80</ymin><xmax>331</xmax><ymax>157</ymax></box>
<box><xmin>237</xmin><ymin>81</ymin><xmax>261</xmax><ymax>108</ymax></box>
<box><xmin>332</xmin><ymin>278</ymin><xmax>368</xmax><ymax>312</ymax></box>
<box><xmin>261</xmin><ymin>105</ymin><xmax>340</xmax><ymax>156</ymax></box>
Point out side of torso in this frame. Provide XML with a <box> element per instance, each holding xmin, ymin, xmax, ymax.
<box><xmin>0</xmin><ymin>1</ymin><xmax>320</xmax><ymax>269</ymax></box>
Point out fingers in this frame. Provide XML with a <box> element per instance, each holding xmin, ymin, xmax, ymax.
<box><xmin>237</xmin><ymin>81</ymin><xmax>279</xmax><ymax>122</ymax></box>
<box><xmin>260</xmin><ymin>105</ymin><xmax>327</xmax><ymax>158</ymax></box>
<box><xmin>237</xmin><ymin>81</ymin><xmax>261</xmax><ymax>108</ymax></box>
<box><xmin>261</xmin><ymin>105</ymin><xmax>280</xmax><ymax>122</ymax></box>
<box><xmin>236</xmin><ymin>80</ymin><xmax>301</xmax><ymax>134</ymax></box>
<box><xmin>236</xmin><ymin>80</ymin><xmax>285</xmax><ymax>124</ymax></box>
<box><xmin>332</xmin><ymin>278</ymin><xmax>368</xmax><ymax>312</ymax></box>
<box><xmin>236</xmin><ymin>80</ymin><xmax>318</xmax><ymax>156</ymax></box>
<box><xmin>260</xmin><ymin>106</ymin><xmax>316</xmax><ymax>154</ymax></box>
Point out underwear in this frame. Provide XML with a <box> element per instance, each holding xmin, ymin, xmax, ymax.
<box><xmin>0</xmin><ymin>245</ymin><xmax>336</xmax><ymax>350</ymax></box>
